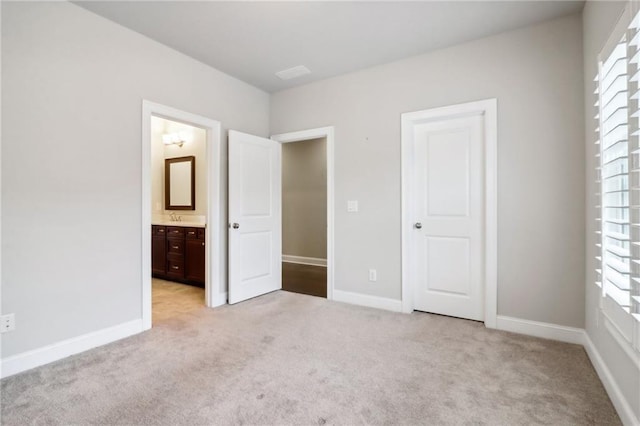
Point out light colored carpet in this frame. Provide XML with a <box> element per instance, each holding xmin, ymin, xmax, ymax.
<box><xmin>1</xmin><ymin>291</ymin><xmax>620</xmax><ymax>425</ymax></box>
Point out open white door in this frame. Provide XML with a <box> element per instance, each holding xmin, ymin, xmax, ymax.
<box><xmin>228</xmin><ymin>130</ymin><xmax>282</xmax><ymax>304</ymax></box>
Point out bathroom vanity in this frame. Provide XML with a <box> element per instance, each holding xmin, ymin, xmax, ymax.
<box><xmin>152</xmin><ymin>224</ymin><xmax>205</xmax><ymax>287</ymax></box>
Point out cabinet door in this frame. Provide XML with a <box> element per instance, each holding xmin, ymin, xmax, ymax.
<box><xmin>185</xmin><ymin>239</ymin><xmax>205</xmax><ymax>284</ymax></box>
<box><xmin>152</xmin><ymin>235</ymin><xmax>166</xmax><ymax>275</ymax></box>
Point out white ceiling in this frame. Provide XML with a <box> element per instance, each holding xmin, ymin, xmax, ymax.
<box><xmin>76</xmin><ymin>1</ymin><xmax>585</xmax><ymax>93</ymax></box>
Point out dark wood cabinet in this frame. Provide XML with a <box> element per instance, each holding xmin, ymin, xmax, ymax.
<box><xmin>152</xmin><ymin>226</ymin><xmax>167</xmax><ymax>275</ymax></box>
<box><xmin>185</xmin><ymin>238</ymin><xmax>205</xmax><ymax>283</ymax></box>
<box><xmin>151</xmin><ymin>225</ymin><xmax>205</xmax><ymax>287</ymax></box>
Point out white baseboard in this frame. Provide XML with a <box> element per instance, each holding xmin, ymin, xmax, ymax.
<box><xmin>1</xmin><ymin>319</ymin><xmax>144</xmax><ymax>379</ymax></box>
<box><xmin>333</xmin><ymin>289</ymin><xmax>402</xmax><ymax>312</ymax></box>
<box><xmin>282</xmin><ymin>255</ymin><xmax>327</xmax><ymax>267</ymax></box>
<box><xmin>583</xmin><ymin>333</ymin><xmax>640</xmax><ymax>426</ymax></box>
<box><xmin>495</xmin><ymin>315</ymin><xmax>585</xmax><ymax>345</ymax></box>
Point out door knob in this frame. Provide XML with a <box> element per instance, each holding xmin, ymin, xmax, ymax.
<box><xmin>414</xmin><ymin>222</ymin><xmax>422</xmax><ymax>229</ymax></box>
<box><xmin>232</xmin><ymin>223</ymin><xmax>240</xmax><ymax>229</ymax></box>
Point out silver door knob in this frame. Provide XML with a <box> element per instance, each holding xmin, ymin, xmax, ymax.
<box><xmin>414</xmin><ymin>222</ymin><xmax>422</xmax><ymax>229</ymax></box>
<box><xmin>232</xmin><ymin>223</ymin><xmax>240</xmax><ymax>229</ymax></box>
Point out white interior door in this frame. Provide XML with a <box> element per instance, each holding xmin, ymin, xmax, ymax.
<box><xmin>412</xmin><ymin>114</ymin><xmax>484</xmax><ymax>321</ymax></box>
<box><xmin>228</xmin><ymin>130</ymin><xmax>282</xmax><ymax>304</ymax></box>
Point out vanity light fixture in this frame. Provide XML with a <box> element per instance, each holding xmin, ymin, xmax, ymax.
<box><xmin>162</xmin><ymin>131</ymin><xmax>191</xmax><ymax>148</ymax></box>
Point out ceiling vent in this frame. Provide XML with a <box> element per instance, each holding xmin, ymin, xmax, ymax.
<box><xmin>275</xmin><ymin>65</ymin><xmax>311</xmax><ymax>80</ymax></box>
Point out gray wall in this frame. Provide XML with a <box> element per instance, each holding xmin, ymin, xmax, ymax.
<box><xmin>271</xmin><ymin>14</ymin><xmax>585</xmax><ymax>328</ymax></box>
<box><xmin>282</xmin><ymin>138</ymin><xmax>327</xmax><ymax>259</ymax></box>
<box><xmin>583</xmin><ymin>1</ymin><xmax>640</xmax><ymax>420</ymax></box>
<box><xmin>1</xmin><ymin>2</ymin><xmax>269</xmax><ymax>358</ymax></box>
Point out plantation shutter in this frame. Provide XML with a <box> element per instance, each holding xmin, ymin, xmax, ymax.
<box><xmin>600</xmin><ymin>35</ymin><xmax>630</xmax><ymax>311</ymax></box>
<box><xmin>596</xmin><ymin>4</ymin><xmax>640</xmax><ymax>349</ymax></box>
<box><xmin>629</xmin><ymin>9</ymin><xmax>640</xmax><ymax>324</ymax></box>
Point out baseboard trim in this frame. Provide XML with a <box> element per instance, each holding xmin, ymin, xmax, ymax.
<box><xmin>333</xmin><ymin>289</ymin><xmax>401</xmax><ymax>312</ymax></box>
<box><xmin>282</xmin><ymin>255</ymin><xmax>327</xmax><ymax>267</ymax></box>
<box><xmin>583</xmin><ymin>333</ymin><xmax>640</xmax><ymax>426</ymax></box>
<box><xmin>0</xmin><ymin>319</ymin><xmax>144</xmax><ymax>379</ymax></box>
<box><xmin>495</xmin><ymin>315</ymin><xmax>585</xmax><ymax>345</ymax></box>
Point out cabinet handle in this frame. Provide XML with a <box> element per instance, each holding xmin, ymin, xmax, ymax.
<box><xmin>202</xmin><ymin>242</ymin><xmax>205</xmax><ymax>246</ymax></box>
<box><xmin>172</xmin><ymin>245</ymin><xmax>179</xmax><ymax>249</ymax></box>
<box><xmin>158</xmin><ymin>229</ymin><xmax>164</xmax><ymax>233</ymax></box>
<box><xmin>188</xmin><ymin>231</ymin><xmax>195</xmax><ymax>235</ymax></box>
<box><xmin>173</xmin><ymin>230</ymin><xmax>179</xmax><ymax>234</ymax></box>
<box><xmin>172</xmin><ymin>266</ymin><xmax>179</xmax><ymax>270</ymax></box>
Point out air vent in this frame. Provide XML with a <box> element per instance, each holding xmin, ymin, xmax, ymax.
<box><xmin>275</xmin><ymin>65</ymin><xmax>311</xmax><ymax>80</ymax></box>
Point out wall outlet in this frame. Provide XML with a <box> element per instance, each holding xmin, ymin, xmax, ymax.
<box><xmin>347</xmin><ymin>200</ymin><xmax>359</xmax><ymax>212</ymax></box>
<box><xmin>1</xmin><ymin>314</ymin><xmax>15</xmax><ymax>333</ymax></box>
<box><xmin>369</xmin><ymin>269</ymin><xmax>377</xmax><ymax>282</ymax></box>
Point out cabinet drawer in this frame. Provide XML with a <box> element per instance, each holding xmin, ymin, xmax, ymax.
<box><xmin>186</xmin><ymin>227</ymin><xmax>205</xmax><ymax>240</ymax></box>
<box><xmin>167</xmin><ymin>239</ymin><xmax>184</xmax><ymax>255</ymax></box>
<box><xmin>153</xmin><ymin>225</ymin><xmax>166</xmax><ymax>236</ymax></box>
<box><xmin>166</xmin><ymin>226</ymin><xmax>185</xmax><ymax>238</ymax></box>
<box><xmin>166</xmin><ymin>259</ymin><xmax>184</xmax><ymax>279</ymax></box>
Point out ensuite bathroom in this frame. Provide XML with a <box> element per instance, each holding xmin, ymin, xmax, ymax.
<box><xmin>150</xmin><ymin>116</ymin><xmax>207</xmax><ymax>324</ymax></box>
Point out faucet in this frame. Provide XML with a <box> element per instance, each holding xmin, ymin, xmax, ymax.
<box><xmin>169</xmin><ymin>212</ymin><xmax>180</xmax><ymax>222</ymax></box>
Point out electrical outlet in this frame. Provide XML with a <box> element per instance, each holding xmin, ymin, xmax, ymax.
<box><xmin>347</xmin><ymin>200</ymin><xmax>359</xmax><ymax>212</ymax></box>
<box><xmin>369</xmin><ymin>269</ymin><xmax>377</xmax><ymax>282</ymax></box>
<box><xmin>1</xmin><ymin>314</ymin><xmax>15</xmax><ymax>333</ymax></box>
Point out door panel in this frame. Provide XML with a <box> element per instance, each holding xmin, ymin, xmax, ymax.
<box><xmin>228</xmin><ymin>130</ymin><xmax>281</xmax><ymax>304</ymax></box>
<box><xmin>425</xmin><ymin>236</ymin><xmax>470</xmax><ymax>295</ymax></box>
<box><xmin>413</xmin><ymin>114</ymin><xmax>484</xmax><ymax>321</ymax></box>
<box><xmin>240</xmin><ymin>231</ymin><xmax>273</xmax><ymax>281</ymax></box>
<box><xmin>240</xmin><ymin>143</ymin><xmax>273</xmax><ymax>216</ymax></box>
<box><xmin>426</xmin><ymin>130</ymin><xmax>470</xmax><ymax>216</ymax></box>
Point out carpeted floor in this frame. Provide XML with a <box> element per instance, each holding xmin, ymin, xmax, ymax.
<box><xmin>1</xmin><ymin>291</ymin><xmax>620</xmax><ymax>425</ymax></box>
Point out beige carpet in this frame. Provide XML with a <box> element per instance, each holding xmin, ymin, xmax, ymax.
<box><xmin>1</xmin><ymin>291</ymin><xmax>620</xmax><ymax>425</ymax></box>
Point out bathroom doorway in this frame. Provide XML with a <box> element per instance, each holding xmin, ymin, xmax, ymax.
<box><xmin>150</xmin><ymin>117</ymin><xmax>207</xmax><ymax>323</ymax></box>
<box><xmin>141</xmin><ymin>101</ymin><xmax>224</xmax><ymax>330</ymax></box>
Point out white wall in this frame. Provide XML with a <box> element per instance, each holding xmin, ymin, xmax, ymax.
<box><xmin>1</xmin><ymin>2</ymin><xmax>269</xmax><ymax>358</ymax></box>
<box><xmin>583</xmin><ymin>1</ymin><xmax>640</xmax><ymax>422</ymax></box>
<box><xmin>151</xmin><ymin>117</ymin><xmax>207</xmax><ymax>217</ymax></box>
<box><xmin>271</xmin><ymin>14</ymin><xmax>585</xmax><ymax>327</ymax></box>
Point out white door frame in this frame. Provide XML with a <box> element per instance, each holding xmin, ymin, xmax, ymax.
<box><xmin>401</xmin><ymin>99</ymin><xmax>497</xmax><ymax>328</ymax></box>
<box><xmin>271</xmin><ymin>127</ymin><xmax>335</xmax><ymax>300</ymax></box>
<box><xmin>141</xmin><ymin>100</ymin><xmax>223</xmax><ymax>330</ymax></box>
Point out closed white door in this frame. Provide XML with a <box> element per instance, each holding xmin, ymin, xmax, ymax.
<box><xmin>228</xmin><ymin>130</ymin><xmax>282</xmax><ymax>304</ymax></box>
<box><xmin>412</xmin><ymin>114</ymin><xmax>484</xmax><ymax>321</ymax></box>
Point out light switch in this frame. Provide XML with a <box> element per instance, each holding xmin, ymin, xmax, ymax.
<box><xmin>347</xmin><ymin>200</ymin><xmax>359</xmax><ymax>212</ymax></box>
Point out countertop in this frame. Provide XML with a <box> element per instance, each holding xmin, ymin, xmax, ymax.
<box><xmin>152</xmin><ymin>220</ymin><xmax>206</xmax><ymax>228</ymax></box>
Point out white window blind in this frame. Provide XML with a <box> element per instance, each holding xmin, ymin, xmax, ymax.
<box><xmin>629</xmin><ymin>11</ymin><xmax>640</xmax><ymax>323</ymax></box>
<box><xmin>599</xmin><ymin>36</ymin><xmax>631</xmax><ymax>311</ymax></box>
<box><xmin>595</xmin><ymin>7</ymin><xmax>640</xmax><ymax>348</ymax></box>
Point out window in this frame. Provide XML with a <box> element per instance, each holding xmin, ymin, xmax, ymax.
<box><xmin>595</xmin><ymin>7</ymin><xmax>640</xmax><ymax>350</ymax></box>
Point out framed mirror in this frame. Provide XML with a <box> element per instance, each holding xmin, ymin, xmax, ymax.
<box><xmin>165</xmin><ymin>156</ymin><xmax>195</xmax><ymax>210</ymax></box>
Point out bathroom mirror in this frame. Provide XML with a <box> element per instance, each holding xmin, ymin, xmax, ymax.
<box><xmin>165</xmin><ymin>156</ymin><xmax>195</xmax><ymax>210</ymax></box>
